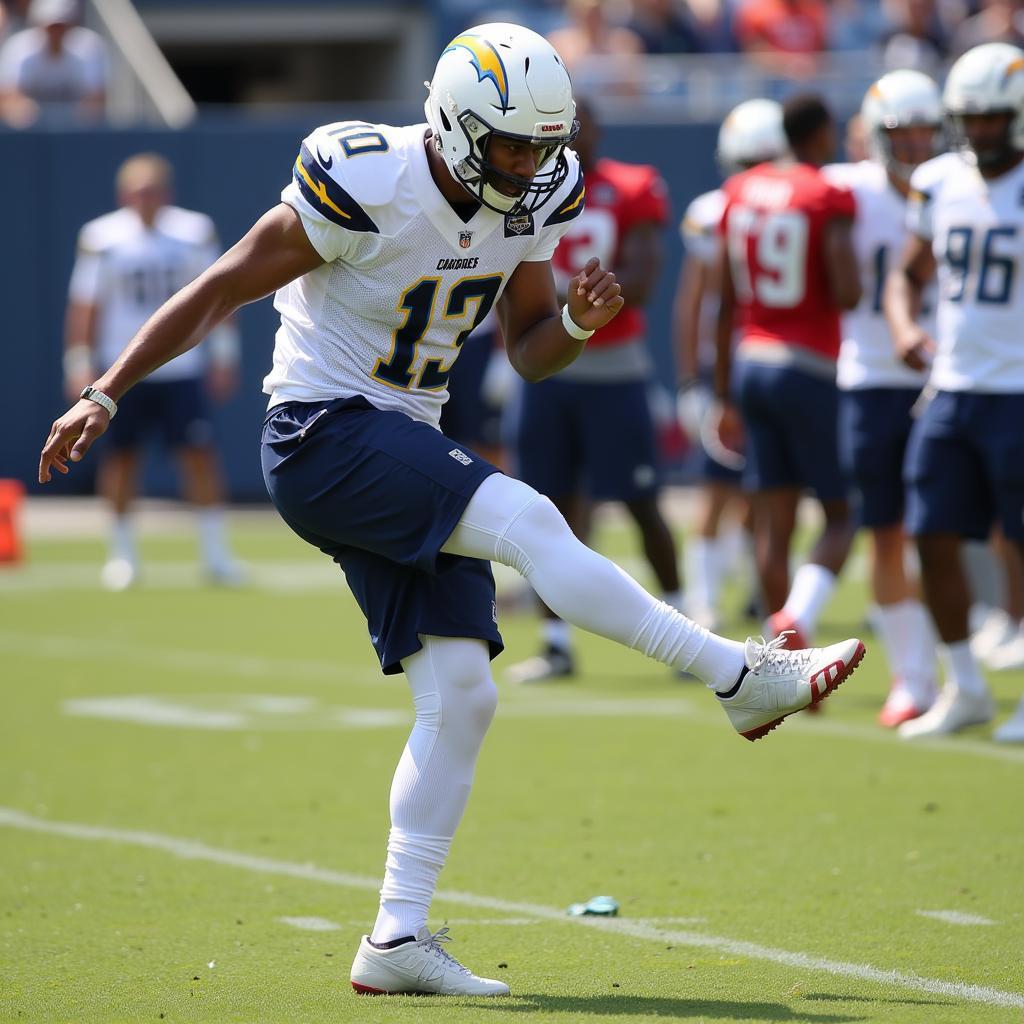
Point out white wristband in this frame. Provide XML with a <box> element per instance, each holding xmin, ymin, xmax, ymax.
<box><xmin>80</xmin><ymin>385</ymin><xmax>117</xmax><ymax>419</ymax></box>
<box><xmin>561</xmin><ymin>303</ymin><xmax>594</xmax><ymax>341</ymax></box>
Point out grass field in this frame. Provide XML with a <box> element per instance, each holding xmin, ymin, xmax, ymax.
<box><xmin>2</xmin><ymin>500</ymin><xmax>1023</xmax><ymax>1024</ymax></box>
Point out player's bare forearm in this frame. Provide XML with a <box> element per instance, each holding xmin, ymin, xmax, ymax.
<box><xmin>673</xmin><ymin>258</ymin><xmax>705</xmax><ymax>383</ymax></box>
<box><xmin>96</xmin><ymin>205</ymin><xmax>324</xmax><ymax>401</ymax></box>
<box><xmin>884</xmin><ymin>236</ymin><xmax>936</xmax><ymax>371</ymax></box>
<box><xmin>824</xmin><ymin>218</ymin><xmax>862</xmax><ymax>311</ymax></box>
<box><xmin>713</xmin><ymin>253</ymin><xmax>735</xmax><ymax>400</ymax></box>
<box><xmin>500</xmin><ymin>257</ymin><xmax>624</xmax><ymax>382</ymax></box>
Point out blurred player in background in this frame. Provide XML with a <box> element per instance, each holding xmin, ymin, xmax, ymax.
<box><xmin>41</xmin><ymin>24</ymin><xmax>867</xmax><ymax>995</ymax></box>
<box><xmin>715</xmin><ymin>94</ymin><xmax>862</xmax><ymax>650</ymax></box>
<box><xmin>674</xmin><ymin>98</ymin><xmax>787</xmax><ymax>630</ymax></box>
<box><xmin>64</xmin><ymin>153</ymin><xmax>243</xmax><ymax>589</ymax></box>
<box><xmin>886</xmin><ymin>42</ymin><xmax>1024</xmax><ymax>742</ymax></box>
<box><xmin>823</xmin><ymin>71</ymin><xmax>944</xmax><ymax>728</ymax></box>
<box><xmin>508</xmin><ymin>97</ymin><xmax>682</xmax><ymax>682</ymax></box>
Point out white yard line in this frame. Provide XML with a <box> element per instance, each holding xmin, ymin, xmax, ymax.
<box><xmin>915</xmin><ymin>910</ymin><xmax>997</xmax><ymax>926</ymax></box>
<box><xmin>1</xmin><ymin>807</ymin><xmax>1021</xmax><ymax>1011</ymax></box>
<box><xmin>9</xmin><ymin>624</ymin><xmax>1024</xmax><ymax>762</ymax></box>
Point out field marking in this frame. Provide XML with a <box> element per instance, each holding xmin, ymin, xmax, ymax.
<box><xmin>1</xmin><ymin>807</ymin><xmax>1021</xmax><ymax>1011</ymax></box>
<box><xmin>278</xmin><ymin>916</ymin><xmax>342</xmax><ymax>932</ymax></box>
<box><xmin>10</xmin><ymin>623</ymin><xmax>1024</xmax><ymax>763</ymax></box>
<box><xmin>915</xmin><ymin>910</ymin><xmax>997</xmax><ymax>926</ymax></box>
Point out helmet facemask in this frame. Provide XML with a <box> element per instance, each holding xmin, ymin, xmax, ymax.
<box><xmin>948</xmin><ymin>110</ymin><xmax>1017</xmax><ymax>169</ymax></box>
<box><xmin>442</xmin><ymin>108</ymin><xmax>579</xmax><ymax>215</ymax></box>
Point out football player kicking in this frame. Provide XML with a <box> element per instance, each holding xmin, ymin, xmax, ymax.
<box><xmin>39</xmin><ymin>24</ymin><xmax>866</xmax><ymax>997</ymax></box>
<box><xmin>822</xmin><ymin>71</ymin><xmax>945</xmax><ymax>728</ymax></box>
<box><xmin>886</xmin><ymin>42</ymin><xmax>1024</xmax><ymax>743</ymax></box>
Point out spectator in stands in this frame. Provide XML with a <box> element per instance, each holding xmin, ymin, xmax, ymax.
<box><xmin>547</xmin><ymin>0</ymin><xmax>644</xmax><ymax>94</ymax></box>
<box><xmin>0</xmin><ymin>0</ymin><xmax>106</xmax><ymax>128</ymax></box>
<box><xmin>733</xmin><ymin>0</ymin><xmax>829</xmax><ymax>79</ymax></box>
<box><xmin>876</xmin><ymin>0</ymin><xmax>948</xmax><ymax>74</ymax></box>
<box><xmin>627</xmin><ymin>0</ymin><xmax>706</xmax><ymax>53</ymax></box>
<box><xmin>686</xmin><ymin>0</ymin><xmax>739</xmax><ymax>51</ymax></box>
<box><xmin>64</xmin><ymin>153</ymin><xmax>244</xmax><ymax>590</ymax></box>
<box><xmin>951</xmin><ymin>0</ymin><xmax>1024</xmax><ymax>54</ymax></box>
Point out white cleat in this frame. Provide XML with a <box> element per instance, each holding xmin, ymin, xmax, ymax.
<box><xmin>717</xmin><ymin>633</ymin><xmax>865</xmax><ymax>742</ymax></box>
<box><xmin>898</xmin><ymin>685</ymin><xmax>994</xmax><ymax>740</ymax></box>
<box><xmin>993</xmin><ymin>699</ymin><xmax>1024</xmax><ymax>743</ymax></box>
<box><xmin>205</xmin><ymin>558</ymin><xmax>248</xmax><ymax>587</ymax></box>
<box><xmin>504</xmin><ymin>645</ymin><xmax>575</xmax><ymax>684</ymax></box>
<box><xmin>984</xmin><ymin>632</ymin><xmax>1024</xmax><ymax>671</ymax></box>
<box><xmin>350</xmin><ymin>927</ymin><xmax>510</xmax><ymax>996</ymax></box>
<box><xmin>970</xmin><ymin>608</ymin><xmax>1017</xmax><ymax>664</ymax></box>
<box><xmin>100</xmin><ymin>557</ymin><xmax>138</xmax><ymax>591</ymax></box>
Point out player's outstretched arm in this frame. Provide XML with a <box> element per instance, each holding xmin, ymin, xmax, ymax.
<box><xmin>884</xmin><ymin>234</ymin><xmax>937</xmax><ymax>371</ymax></box>
<box><xmin>39</xmin><ymin>204</ymin><xmax>325</xmax><ymax>483</ymax></box>
<box><xmin>498</xmin><ymin>256</ymin><xmax>623</xmax><ymax>382</ymax></box>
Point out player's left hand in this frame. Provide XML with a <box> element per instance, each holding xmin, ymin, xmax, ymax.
<box><xmin>566</xmin><ymin>257</ymin><xmax>624</xmax><ymax>333</ymax></box>
<box><xmin>38</xmin><ymin>399</ymin><xmax>111</xmax><ymax>483</ymax></box>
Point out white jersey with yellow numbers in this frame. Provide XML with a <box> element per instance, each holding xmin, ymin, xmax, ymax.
<box><xmin>824</xmin><ymin>160</ymin><xmax>933</xmax><ymax>391</ymax></box>
<box><xmin>265</xmin><ymin>120</ymin><xmax>585</xmax><ymax>426</ymax></box>
<box><xmin>679</xmin><ymin>188</ymin><xmax>724</xmax><ymax>373</ymax></box>
<box><xmin>69</xmin><ymin>206</ymin><xmax>221</xmax><ymax>382</ymax></box>
<box><xmin>907</xmin><ymin>151</ymin><xmax>1024</xmax><ymax>393</ymax></box>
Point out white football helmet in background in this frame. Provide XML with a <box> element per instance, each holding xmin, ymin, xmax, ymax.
<box><xmin>861</xmin><ymin>69</ymin><xmax>944</xmax><ymax>180</ymax></box>
<box><xmin>425</xmin><ymin>23</ymin><xmax>579</xmax><ymax>214</ymax></box>
<box><xmin>716</xmin><ymin>98</ymin><xmax>787</xmax><ymax>176</ymax></box>
<box><xmin>943</xmin><ymin>41</ymin><xmax>1024</xmax><ymax>165</ymax></box>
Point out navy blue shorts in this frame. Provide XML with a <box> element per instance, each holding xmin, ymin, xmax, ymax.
<box><xmin>905</xmin><ymin>389</ymin><xmax>1024</xmax><ymax>541</ymax></box>
<box><xmin>515</xmin><ymin>377</ymin><xmax>659</xmax><ymax>501</ymax></box>
<box><xmin>439</xmin><ymin>330</ymin><xmax>502</xmax><ymax>450</ymax></box>
<box><xmin>839</xmin><ymin>387</ymin><xmax>919</xmax><ymax>528</ymax></box>
<box><xmin>734</xmin><ymin>360</ymin><xmax>847</xmax><ymax>501</ymax></box>
<box><xmin>261</xmin><ymin>397</ymin><xmax>503</xmax><ymax>674</ymax></box>
<box><xmin>700</xmin><ymin>443</ymin><xmax>744</xmax><ymax>484</ymax></box>
<box><xmin>107</xmin><ymin>378</ymin><xmax>213</xmax><ymax>451</ymax></box>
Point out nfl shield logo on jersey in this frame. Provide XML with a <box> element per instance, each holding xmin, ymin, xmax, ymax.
<box><xmin>459</xmin><ymin>230</ymin><xmax>473</xmax><ymax>249</ymax></box>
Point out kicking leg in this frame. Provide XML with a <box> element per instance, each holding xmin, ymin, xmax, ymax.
<box><xmin>444</xmin><ymin>474</ymin><xmax>865</xmax><ymax>740</ymax></box>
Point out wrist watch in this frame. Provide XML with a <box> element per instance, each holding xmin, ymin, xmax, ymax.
<box><xmin>80</xmin><ymin>385</ymin><xmax>118</xmax><ymax>419</ymax></box>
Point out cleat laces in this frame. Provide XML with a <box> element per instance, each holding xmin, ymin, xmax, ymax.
<box><xmin>750</xmin><ymin>632</ymin><xmax>812</xmax><ymax>674</ymax></box>
<box><xmin>424</xmin><ymin>927</ymin><xmax>471</xmax><ymax>976</ymax></box>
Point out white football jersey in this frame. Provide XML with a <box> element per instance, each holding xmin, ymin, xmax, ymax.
<box><xmin>265</xmin><ymin>120</ymin><xmax>585</xmax><ymax>425</ymax></box>
<box><xmin>824</xmin><ymin>160</ymin><xmax>934</xmax><ymax>391</ymax></box>
<box><xmin>69</xmin><ymin>206</ymin><xmax>221</xmax><ymax>381</ymax></box>
<box><xmin>907</xmin><ymin>151</ymin><xmax>1024</xmax><ymax>392</ymax></box>
<box><xmin>679</xmin><ymin>188</ymin><xmax>725</xmax><ymax>372</ymax></box>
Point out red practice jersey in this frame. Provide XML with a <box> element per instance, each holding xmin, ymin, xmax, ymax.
<box><xmin>720</xmin><ymin>162</ymin><xmax>856</xmax><ymax>360</ymax></box>
<box><xmin>550</xmin><ymin>157</ymin><xmax>669</xmax><ymax>347</ymax></box>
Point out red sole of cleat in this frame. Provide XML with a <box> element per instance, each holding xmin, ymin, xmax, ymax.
<box><xmin>741</xmin><ymin>641</ymin><xmax>866</xmax><ymax>743</ymax></box>
<box><xmin>351</xmin><ymin>982</ymin><xmax>388</xmax><ymax>995</ymax></box>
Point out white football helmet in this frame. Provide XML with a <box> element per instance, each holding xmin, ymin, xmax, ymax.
<box><xmin>861</xmin><ymin>69</ymin><xmax>944</xmax><ymax>180</ymax></box>
<box><xmin>424</xmin><ymin>23</ymin><xmax>578</xmax><ymax>214</ymax></box>
<box><xmin>717</xmin><ymin>99</ymin><xmax>787</xmax><ymax>176</ymax></box>
<box><xmin>943</xmin><ymin>42</ymin><xmax>1024</xmax><ymax>165</ymax></box>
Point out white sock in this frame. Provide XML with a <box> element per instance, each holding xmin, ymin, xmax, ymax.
<box><xmin>939</xmin><ymin>639</ymin><xmax>989</xmax><ymax>698</ymax></box>
<box><xmin>903</xmin><ymin>600</ymin><xmax>938</xmax><ymax>698</ymax></box>
<box><xmin>109</xmin><ymin>515</ymin><xmax>136</xmax><ymax>564</ymax></box>
<box><xmin>197</xmin><ymin>507</ymin><xmax>232</xmax><ymax>568</ymax></box>
<box><xmin>684</xmin><ymin>537</ymin><xmax>719</xmax><ymax>612</ymax></box>
<box><xmin>542</xmin><ymin>618</ymin><xmax>572</xmax><ymax>651</ymax></box>
<box><xmin>442</xmin><ymin>475</ymin><xmax>746</xmax><ymax>691</ymax></box>
<box><xmin>873</xmin><ymin>600</ymin><xmax>913</xmax><ymax>681</ymax></box>
<box><xmin>371</xmin><ymin>637</ymin><xmax>497</xmax><ymax>944</ymax></box>
<box><xmin>662</xmin><ymin>589</ymin><xmax>684</xmax><ymax>612</ymax></box>
<box><xmin>782</xmin><ymin>563</ymin><xmax>836</xmax><ymax>637</ymax></box>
